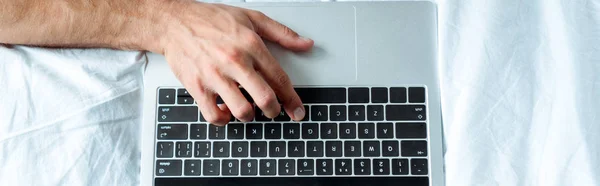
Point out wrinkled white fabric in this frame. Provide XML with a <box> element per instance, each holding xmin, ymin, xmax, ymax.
<box><xmin>0</xmin><ymin>0</ymin><xmax>598</xmax><ymax>186</ymax></box>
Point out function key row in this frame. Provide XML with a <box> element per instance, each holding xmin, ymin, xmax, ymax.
<box><xmin>157</xmin><ymin>104</ymin><xmax>426</xmax><ymax>122</ymax></box>
<box><xmin>158</xmin><ymin>87</ymin><xmax>426</xmax><ymax>105</ymax></box>
<box><xmin>155</xmin><ymin>158</ymin><xmax>427</xmax><ymax>176</ymax></box>
<box><xmin>156</xmin><ymin>123</ymin><xmax>426</xmax><ymax>140</ymax></box>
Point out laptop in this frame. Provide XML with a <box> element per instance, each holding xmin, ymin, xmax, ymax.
<box><xmin>141</xmin><ymin>1</ymin><xmax>443</xmax><ymax>186</ymax></box>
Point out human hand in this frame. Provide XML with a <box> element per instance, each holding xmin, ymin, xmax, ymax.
<box><xmin>148</xmin><ymin>1</ymin><xmax>314</xmax><ymax>126</ymax></box>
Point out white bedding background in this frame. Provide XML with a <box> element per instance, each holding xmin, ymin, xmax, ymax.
<box><xmin>0</xmin><ymin>0</ymin><xmax>598</xmax><ymax>186</ymax></box>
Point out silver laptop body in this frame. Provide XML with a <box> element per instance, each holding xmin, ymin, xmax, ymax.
<box><xmin>141</xmin><ymin>1</ymin><xmax>443</xmax><ymax>186</ymax></box>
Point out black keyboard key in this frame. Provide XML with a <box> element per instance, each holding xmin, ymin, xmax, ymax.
<box><xmin>156</xmin><ymin>142</ymin><xmax>173</xmax><ymax>158</ymax></box>
<box><xmin>390</xmin><ymin>87</ymin><xmax>407</xmax><ymax>103</ymax></box>
<box><xmin>320</xmin><ymin>123</ymin><xmax>338</xmax><ymax>139</ymax></box>
<box><xmin>371</xmin><ymin>87</ymin><xmax>388</xmax><ymax>103</ymax></box>
<box><xmin>177</xmin><ymin>88</ymin><xmax>190</xmax><ymax>97</ymax></box>
<box><xmin>411</xmin><ymin>159</ymin><xmax>428</xmax><ymax>175</ymax></box>
<box><xmin>222</xmin><ymin>160</ymin><xmax>239</xmax><ymax>176</ymax></box>
<box><xmin>264</xmin><ymin>123</ymin><xmax>282</xmax><ymax>139</ymax></box>
<box><xmin>158</xmin><ymin>106</ymin><xmax>198</xmax><ymax>122</ymax></box>
<box><xmin>227</xmin><ymin>124</ymin><xmax>244</xmax><ymax>139</ymax></box>
<box><xmin>311</xmin><ymin>105</ymin><xmax>328</xmax><ymax>121</ymax></box>
<box><xmin>213</xmin><ymin>142</ymin><xmax>230</xmax><ymax>157</ymax></box>
<box><xmin>177</xmin><ymin>96</ymin><xmax>194</xmax><ymax>104</ymax></box>
<box><xmin>176</xmin><ymin>142</ymin><xmax>193</xmax><ymax>157</ymax></box>
<box><xmin>283</xmin><ymin>123</ymin><xmax>300</xmax><ymax>139</ymax></box>
<box><xmin>354</xmin><ymin>159</ymin><xmax>371</xmax><ymax>175</ymax></box>
<box><xmin>392</xmin><ymin>159</ymin><xmax>409</xmax><ymax>175</ymax></box>
<box><xmin>259</xmin><ymin>159</ymin><xmax>276</xmax><ymax>175</ymax></box>
<box><xmin>250</xmin><ymin>141</ymin><xmax>267</xmax><ymax>157</ymax></box>
<box><xmin>240</xmin><ymin>159</ymin><xmax>258</xmax><ymax>176</ymax></box>
<box><xmin>288</xmin><ymin>141</ymin><xmax>305</xmax><ymax>157</ymax></box>
<box><xmin>363</xmin><ymin>141</ymin><xmax>380</xmax><ymax>157</ymax></box>
<box><xmin>329</xmin><ymin>105</ymin><xmax>347</xmax><ymax>121</ymax></box>
<box><xmin>377</xmin><ymin>122</ymin><xmax>394</xmax><ymax>138</ymax></box>
<box><xmin>190</xmin><ymin>124</ymin><xmax>207</xmax><ymax>139</ymax></box>
<box><xmin>358</xmin><ymin>123</ymin><xmax>375</xmax><ymax>139</ymax></box>
<box><xmin>373</xmin><ymin>159</ymin><xmax>390</xmax><ymax>175</ymax></box>
<box><xmin>184</xmin><ymin>160</ymin><xmax>201</xmax><ymax>176</ymax></box>
<box><xmin>157</xmin><ymin>124</ymin><xmax>188</xmax><ymax>140</ymax></box>
<box><xmin>382</xmin><ymin>141</ymin><xmax>400</xmax><ymax>157</ymax></box>
<box><xmin>279</xmin><ymin>159</ymin><xmax>296</xmax><ymax>175</ymax></box>
<box><xmin>159</xmin><ymin>89</ymin><xmax>176</xmax><ymax>104</ymax></box>
<box><xmin>386</xmin><ymin>105</ymin><xmax>426</xmax><ymax>121</ymax></box>
<box><xmin>408</xmin><ymin>87</ymin><xmax>426</xmax><ymax>103</ymax></box>
<box><xmin>396</xmin><ymin>122</ymin><xmax>427</xmax><ymax>138</ymax></box>
<box><xmin>367</xmin><ymin>105</ymin><xmax>384</xmax><ymax>121</ymax></box>
<box><xmin>203</xmin><ymin>160</ymin><xmax>220</xmax><ymax>176</ymax></box>
<box><xmin>344</xmin><ymin>141</ymin><xmax>361</xmax><ymax>157</ymax></box>
<box><xmin>302</xmin><ymin>123</ymin><xmax>319</xmax><ymax>139</ymax></box>
<box><xmin>297</xmin><ymin>159</ymin><xmax>315</xmax><ymax>175</ymax></box>
<box><xmin>335</xmin><ymin>159</ymin><xmax>352</xmax><ymax>175</ymax></box>
<box><xmin>194</xmin><ymin>142</ymin><xmax>210</xmax><ymax>157</ymax></box>
<box><xmin>316</xmin><ymin>159</ymin><xmax>333</xmax><ymax>175</ymax></box>
<box><xmin>208</xmin><ymin>125</ymin><xmax>225</xmax><ymax>139</ymax></box>
<box><xmin>348</xmin><ymin>88</ymin><xmax>369</xmax><ymax>103</ymax></box>
<box><xmin>269</xmin><ymin>141</ymin><xmax>286</xmax><ymax>157</ymax></box>
<box><xmin>348</xmin><ymin>105</ymin><xmax>365</xmax><ymax>121</ymax></box>
<box><xmin>231</xmin><ymin>141</ymin><xmax>249</xmax><ymax>157</ymax></box>
<box><xmin>274</xmin><ymin>106</ymin><xmax>291</xmax><ymax>121</ymax></box>
<box><xmin>156</xmin><ymin>160</ymin><xmax>182</xmax><ymax>176</ymax></box>
<box><xmin>306</xmin><ymin>141</ymin><xmax>324</xmax><ymax>157</ymax></box>
<box><xmin>325</xmin><ymin>141</ymin><xmax>343</xmax><ymax>157</ymax></box>
<box><xmin>301</xmin><ymin>105</ymin><xmax>310</xmax><ymax>121</ymax></box>
<box><xmin>254</xmin><ymin>107</ymin><xmax>271</xmax><ymax>121</ymax></box>
<box><xmin>295</xmin><ymin>88</ymin><xmax>346</xmax><ymax>103</ymax></box>
<box><xmin>246</xmin><ymin>123</ymin><xmax>263</xmax><ymax>139</ymax></box>
<box><xmin>401</xmin><ymin>140</ymin><xmax>428</xmax><ymax>157</ymax></box>
<box><xmin>339</xmin><ymin>123</ymin><xmax>356</xmax><ymax>139</ymax></box>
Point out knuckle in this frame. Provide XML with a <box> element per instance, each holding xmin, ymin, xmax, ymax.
<box><xmin>244</xmin><ymin>32</ymin><xmax>262</xmax><ymax>46</ymax></box>
<box><xmin>255</xmin><ymin>92</ymin><xmax>277</xmax><ymax>108</ymax></box>
<box><xmin>233</xmin><ymin>102</ymin><xmax>253</xmax><ymax>118</ymax></box>
<box><xmin>273</xmin><ymin>71</ymin><xmax>291</xmax><ymax>87</ymax></box>
<box><xmin>249</xmin><ymin>10</ymin><xmax>267</xmax><ymax>20</ymax></box>
<box><xmin>204</xmin><ymin>112</ymin><xmax>221</xmax><ymax>124</ymax></box>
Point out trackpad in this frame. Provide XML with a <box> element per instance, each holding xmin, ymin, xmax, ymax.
<box><xmin>256</xmin><ymin>6</ymin><xmax>357</xmax><ymax>85</ymax></box>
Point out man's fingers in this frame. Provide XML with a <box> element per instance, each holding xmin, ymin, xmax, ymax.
<box><xmin>246</xmin><ymin>10</ymin><xmax>314</xmax><ymax>51</ymax></box>
<box><xmin>246</xmin><ymin>43</ymin><xmax>305</xmax><ymax>121</ymax></box>
<box><xmin>196</xmin><ymin>90</ymin><xmax>230</xmax><ymax>126</ymax></box>
<box><xmin>228</xmin><ymin>64</ymin><xmax>280</xmax><ymax>119</ymax></box>
<box><xmin>211</xmin><ymin>76</ymin><xmax>254</xmax><ymax>122</ymax></box>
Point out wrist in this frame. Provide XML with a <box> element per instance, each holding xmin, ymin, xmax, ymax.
<box><xmin>110</xmin><ymin>0</ymin><xmax>171</xmax><ymax>53</ymax></box>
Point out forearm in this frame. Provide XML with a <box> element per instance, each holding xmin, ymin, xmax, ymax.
<box><xmin>0</xmin><ymin>0</ymin><xmax>163</xmax><ymax>50</ymax></box>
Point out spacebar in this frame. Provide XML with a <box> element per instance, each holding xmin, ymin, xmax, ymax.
<box><xmin>155</xmin><ymin>177</ymin><xmax>429</xmax><ymax>186</ymax></box>
<box><xmin>294</xmin><ymin>88</ymin><xmax>347</xmax><ymax>103</ymax></box>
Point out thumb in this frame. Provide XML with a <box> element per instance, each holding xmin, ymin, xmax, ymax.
<box><xmin>248</xmin><ymin>11</ymin><xmax>314</xmax><ymax>51</ymax></box>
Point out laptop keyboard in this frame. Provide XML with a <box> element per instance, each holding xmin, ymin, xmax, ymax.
<box><xmin>155</xmin><ymin>87</ymin><xmax>429</xmax><ymax>177</ymax></box>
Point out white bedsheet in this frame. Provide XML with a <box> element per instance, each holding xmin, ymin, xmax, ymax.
<box><xmin>1</xmin><ymin>0</ymin><xmax>598</xmax><ymax>186</ymax></box>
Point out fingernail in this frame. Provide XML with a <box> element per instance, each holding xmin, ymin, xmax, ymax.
<box><xmin>294</xmin><ymin>107</ymin><xmax>305</xmax><ymax>120</ymax></box>
<box><xmin>299</xmin><ymin>36</ymin><xmax>312</xmax><ymax>42</ymax></box>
